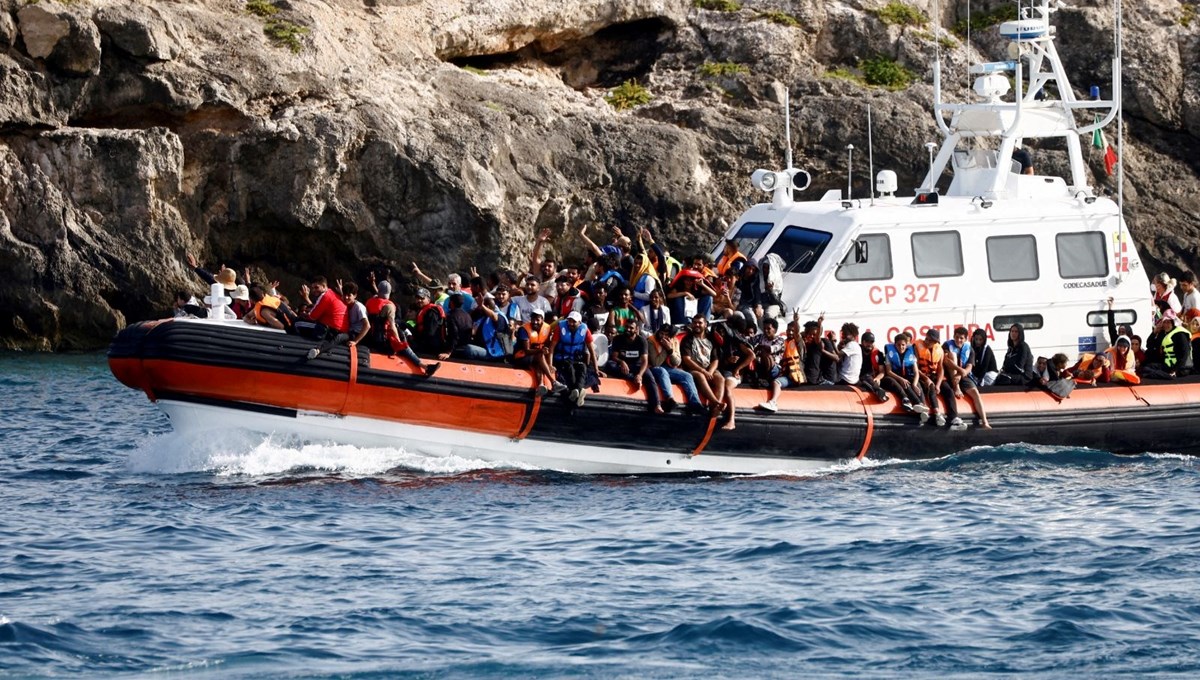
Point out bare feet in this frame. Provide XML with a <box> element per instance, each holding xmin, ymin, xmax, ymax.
<box><xmin>721</xmin><ymin>421</ymin><xmax>736</xmax><ymax>431</ymax></box>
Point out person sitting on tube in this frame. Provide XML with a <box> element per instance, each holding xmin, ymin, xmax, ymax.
<box><xmin>604</xmin><ymin>316</ymin><xmax>664</xmax><ymax>414</ymax></box>
<box><xmin>513</xmin><ymin>308</ymin><xmax>559</xmax><ymax>396</ymax></box>
<box><xmin>944</xmin><ymin>326</ymin><xmax>990</xmax><ymax>429</ymax></box>
<box><xmin>550</xmin><ymin>310</ymin><xmax>598</xmax><ymax>407</ymax></box>
<box><xmin>881</xmin><ymin>332</ymin><xmax>929</xmax><ymax>422</ymax></box>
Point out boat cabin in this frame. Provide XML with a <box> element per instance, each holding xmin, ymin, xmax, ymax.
<box><xmin>711</xmin><ymin>0</ymin><xmax>1147</xmax><ymax>360</ymax></box>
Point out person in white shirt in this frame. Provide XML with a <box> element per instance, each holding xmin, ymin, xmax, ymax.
<box><xmin>513</xmin><ymin>275</ymin><xmax>552</xmax><ymax>320</ymax></box>
<box><xmin>836</xmin><ymin>323</ymin><xmax>863</xmax><ymax>385</ymax></box>
<box><xmin>1180</xmin><ymin>271</ymin><xmax>1200</xmax><ymax>322</ymax></box>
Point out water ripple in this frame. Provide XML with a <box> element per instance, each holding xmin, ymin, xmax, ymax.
<box><xmin>4</xmin><ymin>353</ymin><xmax>1200</xmax><ymax>676</ymax></box>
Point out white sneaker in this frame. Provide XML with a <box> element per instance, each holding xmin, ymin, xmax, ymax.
<box><xmin>935</xmin><ymin>413</ymin><xmax>947</xmax><ymax>427</ymax></box>
<box><xmin>918</xmin><ymin>411</ymin><xmax>930</xmax><ymax>425</ymax></box>
<box><xmin>567</xmin><ymin>388</ymin><xmax>580</xmax><ymax>403</ymax></box>
<box><xmin>912</xmin><ymin>403</ymin><xmax>930</xmax><ymax>414</ymax></box>
<box><xmin>950</xmin><ymin>417</ymin><xmax>968</xmax><ymax>431</ymax></box>
<box><xmin>306</xmin><ymin>348</ymin><xmax>320</xmax><ymax>360</ymax></box>
<box><xmin>757</xmin><ymin>400</ymin><xmax>778</xmax><ymax>413</ymax></box>
<box><xmin>575</xmin><ymin>389</ymin><xmax>587</xmax><ymax>407</ymax></box>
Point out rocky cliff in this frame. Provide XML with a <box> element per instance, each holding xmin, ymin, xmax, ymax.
<box><xmin>0</xmin><ymin>0</ymin><xmax>1197</xmax><ymax>350</ymax></box>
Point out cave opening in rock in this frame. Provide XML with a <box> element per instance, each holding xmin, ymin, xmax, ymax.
<box><xmin>449</xmin><ymin>17</ymin><xmax>674</xmax><ymax>91</ymax></box>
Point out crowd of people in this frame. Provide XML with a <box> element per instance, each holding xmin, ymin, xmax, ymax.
<box><xmin>171</xmin><ymin>231</ymin><xmax>1200</xmax><ymax>431</ymax></box>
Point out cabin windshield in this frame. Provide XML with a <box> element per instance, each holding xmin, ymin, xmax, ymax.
<box><xmin>766</xmin><ymin>226</ymin><xmax>833</xmax><ymax>274</ymax></box>
<box><xmin>727</xmin><ymin>222</ymin><xmax>772</xmax><ymax>258</ymax></box>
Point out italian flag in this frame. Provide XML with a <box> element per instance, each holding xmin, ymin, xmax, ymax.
<box><xmin>1092</xmin><ymin>120</ymin><xmax>1119</xmax><ymax>176</ymax></box>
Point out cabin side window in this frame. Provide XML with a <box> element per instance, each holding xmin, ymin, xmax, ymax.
<box><xmin>837</xmin><ymin>234</ymin><xmax>892</xmax><ymax>281</ymax></box>
<box><xmin>911</xmin><ymin>231</ymin><xmax>963</xmax><ymax>278</ymax></box>
<box><xmin>994</xmin><ymin>314</ymin><xmax>1044</xmax><ymax>330</ymax></box>
<box><xmin>766</xmin><ymin>226</ymin><xmax>833</xmax><ymax>274</ymax></box>
<box><xmin>1055</xmin><ymin>232</ymin><xmax>1109</xmax><ymax>279</ymax></box>
<box><xmin>987</xmin><ymin>235</ymin><xmax>1039</xmax><ymax>282</ymax></box>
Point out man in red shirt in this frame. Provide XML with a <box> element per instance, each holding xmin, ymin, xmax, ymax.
<box><xmin>300</xmin><ymin>276</ymin><xmax>349</xmax><ymax>359</ymax></box>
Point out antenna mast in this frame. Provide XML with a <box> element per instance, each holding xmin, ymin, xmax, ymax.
<box><xmin>784</xmin><ymin>89</ymin><xmax>793</xmax><ymax>170</ymax></box>
<box><xmin>784</xmin><ymin>89</ymin><xmax>793</xmax><ymax>200</ymax></box>
<box><xmin>845</xmin><ymin>145</ymin><xmax>855</xmax><ymax>200</ymax></box>
<box><xmin>1115</xmin><ymin>0</ymin><xmax>1125</xmax><ymax>283</ymax></box>
<box><xmin>867</xmin><ymin>104</ymin><xmax>875</xmax><ymax>206</ymax></box>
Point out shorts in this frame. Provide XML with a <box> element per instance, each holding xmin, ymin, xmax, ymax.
<box><xmin>959</xmin><ymin>375</ymin><xmax>978</xmax><ymax>391</ymax></box>
<box><xmin>773</xmin><ymin>375</ymin><xmax>792</xmax><ymax>389</ymax></box>
<box><xmin>721</xmin><ymin>370</ymin><xmax>741</xmax><ymax>387</ymax></box>
<box><xmin>512</xmin><ymin>355</ymin><xmax>536</xmax><ymax>369</ymax></box>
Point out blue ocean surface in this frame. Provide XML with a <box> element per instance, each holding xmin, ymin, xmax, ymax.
<box><xmin>3</xmin><ymin>352</ymin><xmax>1200</xmax><ymax>678</ymax></box>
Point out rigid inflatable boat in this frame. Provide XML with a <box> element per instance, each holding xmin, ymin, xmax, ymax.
<box><xmin>108</xmin><ymin>318</ymin><xmax>1200</xmax><ymax>474</ymax></box>
<box><xmin>110</xmin><ymin>0</ymin><xmax>1186</xmax><ymax>474</ymax></box>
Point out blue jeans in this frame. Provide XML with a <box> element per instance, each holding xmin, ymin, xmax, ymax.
<box><xmin>454</xmin><ymin>344</ymin><xmax>491</xmax><ymax>361</ymax></box>
<box><xmin>649</xmin><ymin>366</ymin><xmax>703</xmax><ymax>407</ymax></box>
<box><xmin>669</xmin><ymin>295</ymin><xmax>713</xmax><ymax>326</ymax></box>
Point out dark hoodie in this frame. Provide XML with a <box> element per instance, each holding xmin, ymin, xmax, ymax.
<box><xmin>970</xmin><ymin>328</ymin><xmax>998</xmax><ymax>383</ymax></box>
<box><xmin>1000</xmin><ymin>323</ymin><xmax>1035</xmax><ymax>381</ymax></box>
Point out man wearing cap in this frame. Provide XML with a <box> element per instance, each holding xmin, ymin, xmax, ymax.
<box><xmin>915</xmin><ymin>328</ymin><xmax>961</xmax><ymax>428</ymax></box>
<box><xmin>515</xmin><ymin>308</ymin><xmax>559</xmax><ymax>396</ymax></box>
<box><xmin>550</xmin><ymin>310</ymin><xmax>599</xmax><ymax>406</ymax></box>
<box><xmin>1142</xmin><ymin>309</ymin><xmax>1191</xmax><ymax>379</ymax></box>
<box><xmin>364</xmin><ymin>277</ymin><xmax>398</xmax><ymax>351</ymax></box>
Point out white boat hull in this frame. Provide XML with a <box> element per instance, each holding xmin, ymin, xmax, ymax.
<box><xmin>157</xmin><ymin>399</ymin><xmax>843</xmax><ymax>476</ymax></box>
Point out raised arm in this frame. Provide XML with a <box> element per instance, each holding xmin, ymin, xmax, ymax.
<box><xmin>410</xmin><ymin>262</ymin><xmax>432</xmax><ymax>285</ymax></box>
<box><xmin>529</xmin><ymin>228</ymin><xmax>551</xmax><ymax>276</ymax></box>
<box><xmin>579</xmin><ymin>224</ymin><xmax>604</xmax><ymax>258</ymax></box>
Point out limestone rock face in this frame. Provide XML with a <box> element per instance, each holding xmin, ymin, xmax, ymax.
<box><xmin>0</xmin><ymin>0</ymin><xmax>1196</xmax><ymax>349</ymax></box>
<box><xmin>17</xmin><ymin>2</ymin><xmax>101</xmax><ymax>75</ymax></box>
<box><xmin>0</xmin><ymin>127</ymin><xmax>191</xmax><ymax>349</ymax></box>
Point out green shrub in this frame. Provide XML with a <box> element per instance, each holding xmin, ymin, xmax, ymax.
<box><xmin>824</xmin><ymin>67</ymin><xmax>865</xmax><ymax>86</ymax></box>
<box><xmin>606</xmin><ymin>80</ymin><xmax>652</xmax><ymax>111</ymax></box>
<box><xmin>461</xmin><ymin>65</ymin><xmax>488</xmax><ymax>76</ymax></box>
<box><xmin>915</xmin><ymin>30</ymin><xmax>957</xmax><ymax>50</ymax></box>
<box><xmin>264</xmin><ymin>19</ymin><xmax>309</xmax><ymax>53</ymax></box>
<box><xmin>693</xmin><ymin>0</ymin><xmax>741</xmax><ymax>12</ymax></box>
<box><xmin>953</xmin><ymin>5</ymin><xmax>1018</xmax><ymax>37</ymax></box>
<box><xmin>873</xmin><ymin>1</ymin><xmax>927</xmax><ymax>27</ymax></box>
<box><xmin>861</xmin><ymin>56</ymin><xmax>913</xmax><ymax>89</ymax></box>
<box><xmin>698</xmin><ymin>61</ymin><xmax>748</xmax><ymax>77</ymax></box>
<box><xmin>246</xmin><ymin>0</ymin><xmax>279</xmax><ymax>18</ymax></box>
<box><xmin>1182</xmin><ymin>3</ymin><xmax>1196</xmax><ymax>27</ymax></box>
<box><xmin>758</xmin><ymin>10</ymin><xmax>801</xmax><ymax>27</ymax></box>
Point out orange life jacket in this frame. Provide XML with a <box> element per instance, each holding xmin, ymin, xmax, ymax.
<box><xmin>514</xmin><ymin>322</ymin><xmax>551</xmax><ymax>359</ymax></box>
<box><xmin>781</xmin><ymin>338</ymin><xmax>804</xmax><ymax>384</ymax></box>
<box><xmin>916</xmin><ymin>342</ymin><xmax>943</xmax><ymax>376</ymax></box>
<box><xmin>253</xmin><ymin>295</ymin><xmax>292</xmax><ymax>328</ymax></box>
<box><xmin>716</xmin><ymin>251</ymin><xmax>747</xmax><ymax>276</ymax></box>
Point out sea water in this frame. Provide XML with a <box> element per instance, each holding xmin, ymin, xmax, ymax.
<box><xmin>3</xmin><ymin>353</ymin><xmax>1200</xmax><ymax>677</ymax></box>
